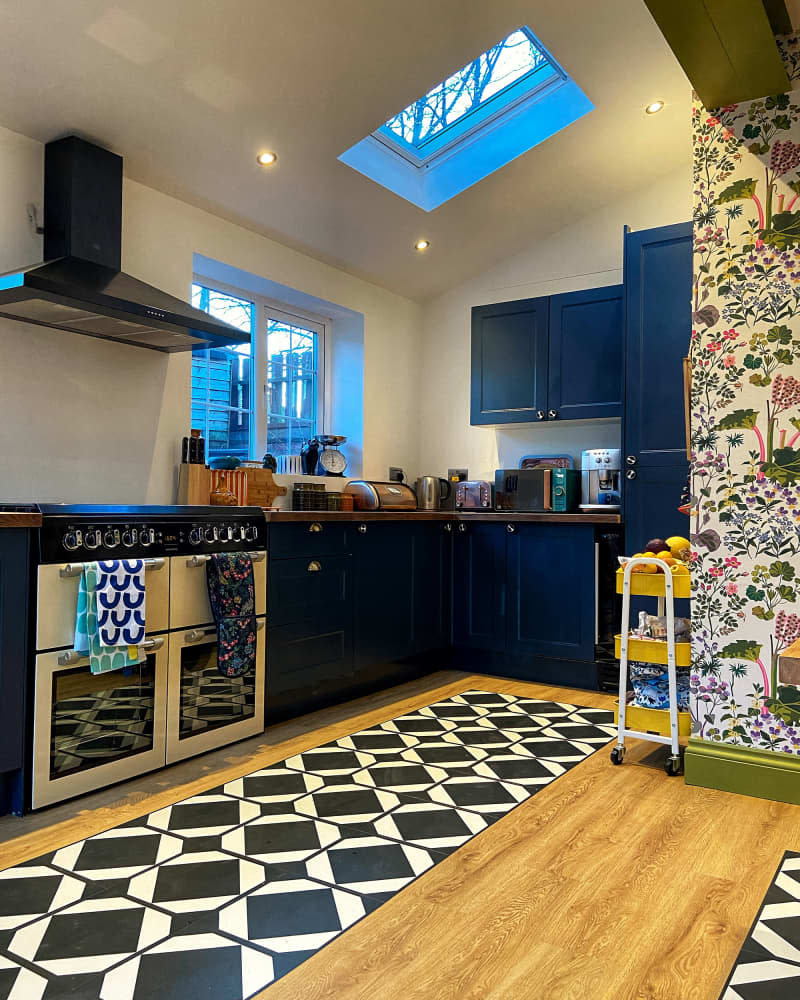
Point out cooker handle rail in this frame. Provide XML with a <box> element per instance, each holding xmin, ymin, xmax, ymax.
<box><xmin>59</xmin><ymin>557</ymin><xmax>166</xmax><ymax>579</ymax></box>
<box><xmin>185</xmin><ymin>619</ymin><xmax>266</xmax><ymax>643</ymax></box>
<box><xmin>57</xmin><ymin>635</ymin><xmax>166</xmax><ymax>666</ymax></box>
<box><xmin>185</xmin><ymin>551</ymin><xmax>266</xmax><ymax>568</ymax></box>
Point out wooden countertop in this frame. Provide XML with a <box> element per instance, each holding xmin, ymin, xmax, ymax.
<box><xmin>0</xmin><ymin>508</ymin><xmax>42</xmax><ymax>528</ymax></box>
<box><xmin>266</xmin><ymin>510</ymin><xmax>621</xmax><ymax>524</ymax></box>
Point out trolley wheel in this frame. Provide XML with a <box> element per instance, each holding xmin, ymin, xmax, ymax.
<box><xmin>664</xmin><ymin>755</ymin><xmax>682</xmax><ymax>777</ymax></box>
<box><xmin>610</xmin><ymin>746</ymin><xmax>626</xmax><ymax>765</ymax></box>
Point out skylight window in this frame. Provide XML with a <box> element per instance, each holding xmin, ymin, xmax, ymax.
<box><xmin>378</xmin><ymin>29</ymin><xmax>554</xmax><ymax>160</ymax></box>
<box><xmin>339</xmin><ymin>26</ymin><xmax>592</xmax><ymax>211</ymax></box>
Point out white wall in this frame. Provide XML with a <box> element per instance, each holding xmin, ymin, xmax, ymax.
<box><xmin>0</xmin><ymin>125</ymin><xmax>422</xmax><ymax>503</ymax></box>
<box><xmin>416</xmin><ymin>167</ymin><xmax>693</xmax><ymax>480</ymax></box>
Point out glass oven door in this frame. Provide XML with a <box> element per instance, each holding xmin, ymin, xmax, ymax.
<box><xmin>32</xmin><ymin>637</ymin><xmax>167</xmax><ymax>809</ymax></box>
<box><xmin>166</xmin><ymin>619</ymin><xmax>265</xmax><ymax>764</ymax></box>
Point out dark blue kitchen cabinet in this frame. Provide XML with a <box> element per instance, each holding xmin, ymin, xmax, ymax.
<box><xmin>547</xmin><ymin>285</ymin><xmax>624</xmax><ymax>420</ymax></box>
<box><xmin>623</xmin><ymin>222</ymin><xmax>691</xmax><ymax>548</ymax></box>
<box><xmin>411</xmin><ymin>522</ymin><xmax>452</xmax><ymax>655</ymax></box>
<box><xmin>471</xmin><ymin>297</ymin><xmax>549</xmax><ymax>424</ymax></box>
<box><xmin>451</xmin><ymin>521</ymin><xmax>506</xmax><ymax>649</ymax></box>
<box><xmin>350</xmin><ymin>522</ymin><xmax>416</xmax><ymax>671</ymax></box>
<box><xmin>0</xmin><ymin>527</ymin><xmax>32</xmax><ymax>812</ymax></box>
<box><xmin>506</xmin><ymin>523</ymin><xmax>596</xmax><ymax>661</ymax></box>
<box><xmin>266</xmin><ymin>616</ymin><xmax>353</xmax><ymax>698</ymax></box>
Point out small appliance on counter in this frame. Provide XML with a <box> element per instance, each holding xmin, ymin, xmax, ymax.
<box><xmin>416</xmin><ymin>476</ymin><xmax>451</xmax><ymax>511</ymax></box>
<box><xmin>344</xmin><ymin>481</ymin><xmax>417</xmax><ymax>511</ymax></box>
<box><xmin>455</xmin><ymin>480</ymin><xmax>492</xmax><ymax>510</ymax></box>
<box><xmin>300</xmin><ymin>435</ymin><xmax>348</xmax><ymax>476</ymax></box>
<box><xmin>580</xmin><ymin>448</ymin><xmax>622</xmax><ymax>512</ymax></box>
<box><xmin>493</xmin><ymin>468</ymin><xmax>581</xmax><ymax>512</ymax></box>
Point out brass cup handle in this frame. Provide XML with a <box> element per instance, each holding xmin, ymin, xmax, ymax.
<box><xmin>308</xmin><ymin>560</ymin><xmax>322</xmax><ymax>573</ymax></box>
<box><xmin>309</xmin><ymin>522</ymin><xmax>323</xmax><ymax>533</ymax></box>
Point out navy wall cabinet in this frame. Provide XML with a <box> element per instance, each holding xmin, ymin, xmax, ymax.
<box><xmin>471</xmin><ymin>285</ymin><xmax>623</xmax><ymax>425</ymax></box>
<box><xmin>506</xmin><ymin>523</ymin><xmax>596</xmax><ymax>662</ymax></box>
<box><xmin>623</xmin><ymin>222</ymin><xmax>692</xmax><ymax>551</ymax></box>
<box><xmin>547</xmin><ymin>285</ymin><xmax>624</xmax><ymax>420</ymax></box>
<box><xmin>470</xmin><ymin>297</ymin><xmax>549</xmax><ymax>424</ymax></box>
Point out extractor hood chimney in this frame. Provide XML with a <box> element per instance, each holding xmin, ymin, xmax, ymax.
<box><xmin>0</xmin><ymin>136</ymin><xmax>248</xmax><ymax>353</ymax></box>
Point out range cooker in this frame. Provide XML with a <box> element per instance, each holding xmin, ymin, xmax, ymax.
<box><xmin>30</xmin><ymin>505</ymin><xmax>268</xmax><ymax>810</ymax></box>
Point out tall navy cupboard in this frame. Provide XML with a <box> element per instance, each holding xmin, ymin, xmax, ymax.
<box><xmin>623</xmin><ymin>222</ymin><xmax>692</xmax><ymax>551</ymax></box>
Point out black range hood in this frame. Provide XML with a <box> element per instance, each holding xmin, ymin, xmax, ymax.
<box><xmin>0</xmin><ymin>136</ymin><xmax>248</xmax><ymax>353</ymax></box>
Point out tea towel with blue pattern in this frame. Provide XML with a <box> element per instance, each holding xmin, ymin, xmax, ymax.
<box><xmin>95</xmin><ymin>559</ymin><xmax>146</xmax><ymax>646</ymax></box>
<box><xmin>74</xmin><ymin>562</ymin><xmax>144</xmax><ymax>674</ymax></box>
<box><xmin>205</xmin><ymin>552</ymin><xmax>257</xmax><ymax>678</ymax></box>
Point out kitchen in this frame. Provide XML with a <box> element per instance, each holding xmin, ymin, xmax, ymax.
<box><xmin>0</xmin><ymin>3</ymin><xmax>799</xmax><ymax>999</ymax></box>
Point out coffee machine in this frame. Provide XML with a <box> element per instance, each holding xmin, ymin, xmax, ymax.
<box><xmin>579</xmin><ymin>449</ymin><xmax>621</xmax><ymax>512</ymax></box>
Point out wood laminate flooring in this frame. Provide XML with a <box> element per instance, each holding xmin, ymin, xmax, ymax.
<box><xmin>2</xmin><ymin>670</ymin><xmax>799</xmax><ymax>1000</ymax></box>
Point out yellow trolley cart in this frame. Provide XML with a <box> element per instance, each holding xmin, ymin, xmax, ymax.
<box><xmin>610</xmin><ymin>556</ymin><xmax>691</xmax><ymax>777</ymax></box>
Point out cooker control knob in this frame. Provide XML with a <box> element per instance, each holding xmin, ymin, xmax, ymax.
<box><xmin>103</xmin><ymin>529</ymin><xmax>120</xmax><ymax>548</ymax></box>
<box><xmin>223</xmin><ymin>526</ymin><xmax>234</xmax><ymax>542</ymax></box>
<box><xmin>63</xmin><ymin>530</ymin><xmax>82</xmax><ymax>552</ymax></box>
<box><xmin>188</xmin><ymin>527</ymin><xmax>203</xmax><ymax>546</ymax></box>
<box><xmin>204</xmin><ymin>526</ymin><xmax>218</xmax><ymax>543</ymax></box>
<box><xmin>121</xmin><ymin>528</ymin><xmax>137</xmax><ymax>548</ymax></box>
<box><xmin>140</xmin><ymin>527</ymin><xmax>155</xmax><ymax>546</ymax></box>
<box><xmin>244</xmin><ymin>525</ymin><xmax>258</xmax><ymax>542</ymax></box>
<box><xmin>84</xmin><ymin>529</ymin><xmax>101</xmax><ymax>550</ymax></box>
<box><xmin>230</xmin><ymin>525</ymin><xmax>243</xmax><ymax>542</ymax></box>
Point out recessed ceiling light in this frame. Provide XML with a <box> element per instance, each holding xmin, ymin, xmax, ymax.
<box><xmin>256</xmin><ymin>151</ymin><xmax>278</xmax><ymax>166</ymax></box>
<box><xmin>645</xmin><ymin>100</ymin><xmax>664</xmax><ymax>115</ymax></box>
<box><xmin>414</xmin><ymin>239</ymin><xmax>431</xmax><ymax>251</ymax></box>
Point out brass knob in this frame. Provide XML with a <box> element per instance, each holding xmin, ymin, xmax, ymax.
<box><xmin>307</xmin><ymin>560</ymin><xmax>322</xmax><ymax>572</ymax></box>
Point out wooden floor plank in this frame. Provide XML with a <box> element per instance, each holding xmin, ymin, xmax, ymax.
<box><xmin>3</xmin><ymin>671</ymin><xmax>798</xmax><ymax>1000</ymax></box>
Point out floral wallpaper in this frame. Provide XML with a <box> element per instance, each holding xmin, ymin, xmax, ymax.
<box><xmin>691</xmin><ymin>34</ymin><xmax>800</xmax><ymax>753</ymax></box>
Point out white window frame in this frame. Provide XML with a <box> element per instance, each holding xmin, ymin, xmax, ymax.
<box><xmin>192</xmin><ymin>276</ymin><xmax>331</xmax><ymax>460</ymax></box>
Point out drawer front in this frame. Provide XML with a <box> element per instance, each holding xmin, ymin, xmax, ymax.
<box><xmin>268</xmin><ymin>555</ymin><xmax>351</xmax><ymax>627</ymax></box>
<box><xmin>269</xmin><ymin>521</ymin><xmax>349</xmax><ymax>560</ymax></box>
<box><xmin>37</xmin><ymin>560</ymin><xmax>170</xmax><ymax>651</ymax></box>
<box><xmin>169</xmin><ymin>554</ymin><xmax>267</xmax><ymax>629</ymax></box>
<box><xmin>267</xmin><ymin>619</ymin><xmax>353</xmax><ymax>696</ymax></box>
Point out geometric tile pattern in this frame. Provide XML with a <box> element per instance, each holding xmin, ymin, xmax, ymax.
<box><xmin>0</xmin><ymin>690</ymin><xmax>614</xmax><ymax>1000</ymax></box>
<box><xmin>721</xmin><ymin>852</ymin><xmax>800</xmax><ymax>999</ymax></box>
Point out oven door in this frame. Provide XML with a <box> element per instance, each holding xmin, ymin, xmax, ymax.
<box><xmin>36</xmin><ymin>557</ymin><xmax>169</xmax><ymax>652</ymax></box>
<box><xmin>169</xmin><ymin>551</ymin><xmax>267</xmax><ymax>629</ymax></box>
<box><xmin>166</xmin><ymin>619</ymin><xmax>265</xmax><ymax>764</ymax></box>
<box><xmin>31</xmin><ymin>637</ymin><xmax>167</xmax><ymax>809</ymax></box>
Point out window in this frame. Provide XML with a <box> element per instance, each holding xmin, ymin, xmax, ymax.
<box><xmin>191</xmin><ymin>282</ymin><xmax>327</xmax><ymax>460</ymax></box>
<box><xmin>339</xmin><ymin>26</ymin><xmax>592</xmax><ymax>211</ymax></box>
<box><xmin>378</xmin><ymin>28</ymin><xmax>554</xmax><ymax>161</ymax></box>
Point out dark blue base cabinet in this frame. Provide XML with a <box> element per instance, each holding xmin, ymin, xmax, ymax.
<box><xmin>452</xmin><ymin>521</ymin><xmax>611</xmax><ymax>689</ymax></box>
<box><xmin>265</xmin><ymin>521</ymin><xmax>451</xmax><ymax>722</ymax></box>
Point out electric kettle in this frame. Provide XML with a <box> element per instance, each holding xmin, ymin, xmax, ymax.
<box><xmin>416</xmin><ymin>476</ymin><xmax>452</xmax><ymax>510</ymax></box>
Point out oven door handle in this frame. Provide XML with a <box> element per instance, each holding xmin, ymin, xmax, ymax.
<box><xmin>57</xmin><ymin>635</ymin><xmax>165</xmax><ymax>666</ymax></box>
<box><xmin>59</xmin><ymin>557</ymin><xmax>166</xmax><ymax>579</ymax></box>
<box><xmin>185</xmin><ymin>551</ymin><xmax>266</xmax><ymax>568</ymax></box>
<box><xmin>185</xmin><ymin>620</ymin><xmax>266</xmax><ymax>643</ymax></box>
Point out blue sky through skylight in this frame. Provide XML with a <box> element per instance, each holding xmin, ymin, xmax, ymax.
<box><xmin>378</xmin><ymin>28</ymin><xmax>555</xmax><ymax>159</ymax></box>
<box><xmin>339</xmin><ymin>25</ymin><xmax>592</xmax><ymax>211</ymax></box>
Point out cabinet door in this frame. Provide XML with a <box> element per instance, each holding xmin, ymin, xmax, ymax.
<box><xmin>624</xmin><ymin>222</ymin><xmax>691</xmax><ymax>550</ymax></box>
<box><xmin>471</xmin><ymin>297</ymin><xmax>549</xmax><ymax>425</ymax></box>
<box><xmin>506</xmin><ymin>523</ymin><xmax>596</xmax><ymax>661</ymax></box>
<box><xmin>267</xmin><ymin>616</ymin><xmax>353</xmax><ymax>698</ymax></box>
<box><xmin>548</xmin><ymin>285</ymin><xmax>623</xmax><ymax>420</ymax></box>
<box><xmin>411</xmin><ymin>522</ymin><xmax>452</xmax><ymax>654</ymax></box>
<box><xmin>0</xmin><ymin>529</ymin><xmax>30</xmax><ymax>775</ymax></box>
<box><xmin>452</xmin><ymin>522</ymin><xmax>506</xmax><ymax>650</ymax></box>
<box><xmin>624</xmin><ymin>223</ymin><xmax>692</xmax><ymax>468</ymax></box>
<box><xmin>351</xmin><ymin>522</ymin><xmax>415</xmax><ymax>672</ymax></box>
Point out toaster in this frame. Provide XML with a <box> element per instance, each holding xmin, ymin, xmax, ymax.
<box><xmin>343</xmin><ymin>480</ymin><xmax>417</xmax><ymax>510</ymax></box>
<box><xmin>455</xmin><ymin>480</ymin><xmax>492</xmax><ymax>509</ymax></box>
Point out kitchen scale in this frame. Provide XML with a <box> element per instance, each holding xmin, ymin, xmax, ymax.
<box><xmin>301</xmin><ymin>435</ymin><xmax>348</xmax><ymax>476</ymax></box>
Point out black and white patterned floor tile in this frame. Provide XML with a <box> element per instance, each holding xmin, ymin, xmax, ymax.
<box><xmin>721</xmin><ymin>851</ymin><xmax>800</xmax><ymax>999</ymax></box>
<box><xmin>0</xmin><ymin>690</ymin><xmax>615</xmax><ymax>1000</ymax></box>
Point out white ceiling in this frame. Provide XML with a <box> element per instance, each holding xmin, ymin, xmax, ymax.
<box><xmin>0</xmin><ymin>0</ymin><xmax>691</xmax><ymax>300</ymax></box>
